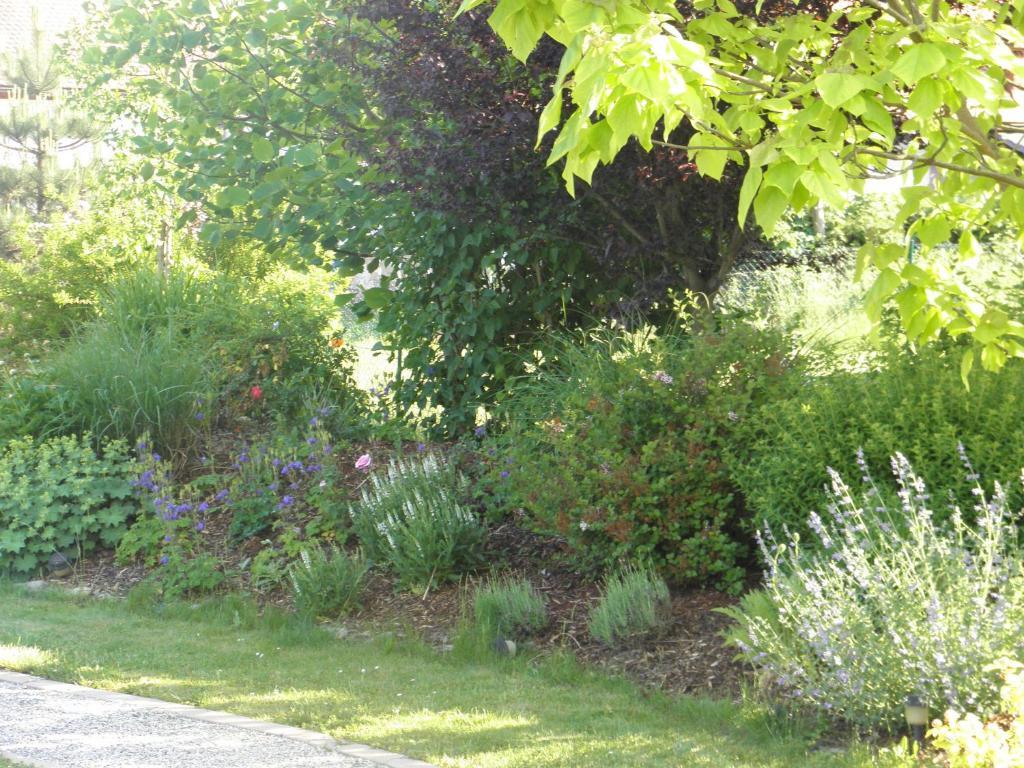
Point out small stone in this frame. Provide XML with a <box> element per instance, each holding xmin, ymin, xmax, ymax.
<box><xmin>21</xmin><ymin>580</ymin><xmax>48</xmax><ymax>591</ymax></box>
<box><xmin>327</xmin><ymin>626</ymin><xmax>349</xmax><ymax>640</ymax></box>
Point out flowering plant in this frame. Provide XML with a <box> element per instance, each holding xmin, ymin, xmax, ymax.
<box><xmin>723</xmin><ymin>450</ymin><xmax>1024</xmax><ymax>729</ymax></box>
<box><xmin>349</xmin><ymin>452</ymin><xmax>485</xmax><ymax>592</ymax></box>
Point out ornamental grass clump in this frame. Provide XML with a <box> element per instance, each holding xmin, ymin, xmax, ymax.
<box><xmin>349</xmin><ymin>453</ymin><xmax>485</xmax><ymax>592</ymax></box>
<box><xmin>289</xmin><ymin>545</ymin><xmax>368</xmax><ymax>619</ymax></box>
<box><xmin>473</xmin><ymin>577</ymin><xmax>548</xmax><ymax>641</ymax></box>
<box><xmin>588</xmin><ymin>566</ymin><xmax>672</xmax><ymax>647</ymax></box>
<box><xmin>723</xmin><ymin>448</ymin><xmax>1024</xmax><ymax>730</ymax></box>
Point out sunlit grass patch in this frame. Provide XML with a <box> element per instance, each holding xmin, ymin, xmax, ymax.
<box><xmin>0</xmin><ymin>644</ymin><xmax>57</xmax><ymax>672</ymax></box>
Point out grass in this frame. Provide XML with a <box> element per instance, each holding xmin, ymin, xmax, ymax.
<box><xmin>0</xmin><ymin>587</ymin><xmax>909</xmax><ymax>768</ymax></box>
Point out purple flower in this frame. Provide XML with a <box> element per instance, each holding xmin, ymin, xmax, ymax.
<box><xmin>309</xmin><ymin>417</ymin><xmax>319</xmax><ymax>427</ymax></box>
<box><xmin>215</xmin><ymin>489</ymin><xmax>229</xmax><ymax>502</ymax></box>
<box><xmin>306</xmin><ymin>436</ymin><xmax>317</xmax><ymax>445</ymax></box>
<box><xmin>159</xmin><ymin>555</ymin><xmax>169</xmax><ymax>565</ymax></box>
<box><xmin>416</xmin><ymin>442</ymin><xmax>426</xmax><ymax>453</ymax></box>
<box><xmin>500</xmin><ymin>470</ymin><xmax>510</xmax><ymax>479</ymax></box>
<box><xmin>198</xmin><ymin>502</ymin><xmax>209</xmax><ymax>513</ymax></box>
<box><xmin>194</xmin><ymin>412</ymin><xmax>205</xmax><ymax>421</ymax></box>
<box><xmin>163</xmin><ymin>535</ymin><xmax>173</xmax><ymax>543</ymax></box>
<box><xmin>652</xmin><ymin>370</ymin><xmax>673</xmax><ymax>385</ymax></box>
<box><xmin>272</xmin><ymin>458</ymin><xmax>281</xmax><ymax>468</ymax></box>
<box><xmin>474</xmin><ymin>426</ymin><xmax>487</xmax><ymax>438</ymax></box>
<box><xmin>152</xmin><ymin>453</ymin><xmax>161</xmax><ymax>462</ymax></box>
<box><xmin>195</xmin><ymin>521</ymin><xmax>205</xmax><ymax>532</ymax></box>
<box><xmin>355</xmin><ymin>454</ymin><xmax>372</xmax><ymax>472</ymax></box>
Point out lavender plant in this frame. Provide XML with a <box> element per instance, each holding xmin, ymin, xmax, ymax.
<box><xmin>349</xmin><ymin>453</ymin><xmax>485</xmax><ymax>592</ymax></box>
<box><xmin>723</xmin><ymin>448</ymin><xmax>1024</xmax><ymax>730</ymax></box>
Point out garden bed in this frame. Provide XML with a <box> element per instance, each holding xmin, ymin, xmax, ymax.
<box><xmin>58</xmin><ymin>515</ymin><xmax>744</xmax><ymax>698</ymax></box>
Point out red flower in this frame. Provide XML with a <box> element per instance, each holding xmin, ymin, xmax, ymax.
<box><xmin>250</xmin><ymin>385</ymin><xmax>263</xmax><ymax>400</ymax></box>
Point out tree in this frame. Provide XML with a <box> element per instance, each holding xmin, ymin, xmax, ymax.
<box><xmin>82</xmin><ymin>0</ymin><xmax>831</xmax><ymax>432</ymax></box>
<box><xmin>461</xmin><ymin>0</ymin><xmax>1024</xmax><ymax>377</ymax></box>
<box><xmin>0</xmin><ymin>16</ymin><xmax>95</xmax><ymax>216</ymax></box>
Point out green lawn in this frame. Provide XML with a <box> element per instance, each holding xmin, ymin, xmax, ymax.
<box><xmin>0</xmin><ymin>588</ymin><xmax>908</xmax><ymax>768</ymax></box>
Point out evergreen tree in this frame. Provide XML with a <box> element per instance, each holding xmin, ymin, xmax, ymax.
<box><xmin>0</xmin><ymin>13</ymin><xmax>94</xmax><ymax>218</ymax></box>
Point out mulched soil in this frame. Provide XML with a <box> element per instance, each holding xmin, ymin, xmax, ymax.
<box><xmin>55</xmin><ymin>432</ymin><xmax>748</xmax><ymax>700</ymax></box>
<box><xmin>62</xmin><ymin>519</ymin><xmax>745</xmax><ymax>698</ymax></box>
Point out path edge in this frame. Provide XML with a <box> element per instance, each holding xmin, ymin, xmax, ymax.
<box><xmin>0</xmin><ymin>669</ymin><xmax>436</xmax><ymax>768</ymax></box>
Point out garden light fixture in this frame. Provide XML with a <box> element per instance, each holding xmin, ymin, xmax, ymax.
<box><xmin>904</xmin><ymin>694</ymin><xmax>928</xmax><ymax>748</ymax></box>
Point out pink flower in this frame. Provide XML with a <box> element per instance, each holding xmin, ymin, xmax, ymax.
<box><xmin>250</xmin><ymin>385</ymin><xmax>263</xmax><ymax>400</ymax></box>
<box><xmin>355</xmin><ymin>453</ymin><xmax>372</xmax><ymax>473</ymax></box>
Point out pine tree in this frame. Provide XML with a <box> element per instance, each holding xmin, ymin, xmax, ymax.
<box><xmin>0</xmin><ymin>12</ymin><xmax>94</xmax><ymax>218</ymax></box>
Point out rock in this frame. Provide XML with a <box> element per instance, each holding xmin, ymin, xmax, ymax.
<box><xmin>327</xmin><ymin>625</ymin><xmax>349</xmax><ymax>640</ymax></box>
<box><xmin>21</xmin><ymin>580</ymin><xmax>49</xmax><ymax>592</ymax></box>
<box><xmin>46</xmin><ymin>551</ymin><xmax>76</xmax><ymax>578</ymax></box>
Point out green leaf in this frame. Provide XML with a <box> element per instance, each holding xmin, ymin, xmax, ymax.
<box><xmin>908</xmin><ymin>78</ymin><xmax>943</xmax><ymax>117</ymax></box>
<box><xmin>215</xmin><ymin>187</ymin><xmax>250</xmax><ymax>208</ymax></box>
<box><xmin>960</xmin><ymin>349</ymin><xmax>974</xmax><ymax>388</ymax></box>
<box><xmin>753</xmin><ymin>186</ymin><xmax>788</xmax><ymax>235</ymax></box>
<box><xmin>737</xmin><ymin>164</ymin><xmax>763</xmax><ymax>228</ymax></box>
<box><xmin>814</xmin><ymin>73</ymin><xmax>877</xmax><ymax>108</ymax></box>
<box><xmin>692</xmin><ymin>134</ymin><xmax>730</xmax><ymax>181</ymax></box>
<box><xmin>891</xmin><ymin>43</ymin><xmax>947</xmax><ymax>86</ymax></box>
<box><xmin>252</xmin><ymin>137</ymin><xmax>275</xmax><ymax>162</ymax></box>
<box><xmin>864</xmin><ymin>268</ymin><xmax>901</xmax><ymax>323</ymax></box>
<box><xmin>362</xmin><ymin>286</ymin><xmax>393</xmax><ymax>309</ymax></box>
<box><xmin>140</xmin><ymin>162</ymin><xmax>154</xmax><ymax>181</ymax></box>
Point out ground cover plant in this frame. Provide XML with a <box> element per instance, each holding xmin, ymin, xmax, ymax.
<box><xmin>724</xmin><ymin>453</ymin><xmax>1024</xmax><ymax>730</ymax></box>
<box><xmin>0</xmin><ymin>586</ymin><xmax>911</xmax><ymax>768</ymax></box>
<box><xmin>0</xmin><ymin>435</ymin><xmax>139</xmax><ymax>576</ymax></box>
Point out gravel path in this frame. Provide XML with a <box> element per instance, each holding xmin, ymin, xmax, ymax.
<box><xmin>0</xmin><ymin>672</ymin><xmax>434</xmax><ymax>768</ymax></box>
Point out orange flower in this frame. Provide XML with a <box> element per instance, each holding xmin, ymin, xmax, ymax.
<box><xmin>329</xmin><ymin>337</ymin><xmax>345</xmax><ymax>348</ymax></box>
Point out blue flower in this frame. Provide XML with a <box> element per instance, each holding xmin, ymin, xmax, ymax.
<box><xmin>416</xmin><ymin>443</ymin><xmax>426</xmax><ymax>453</ymax></box>
<box><xmin>309</xmin><ymin>416</ymin><xmax>319</xmax><ymax>427</ymax></box>
<box><xmin>214</xmin><ymin>489</ymin><xmax>229</xmax><ymax>502</ymax></box>
<box><xmin>159</xmin><ymin>555</ymin><xmax>169</xmax><ymax>565</ymax></box>
<box><xmin>198</xmin><ymin>502</ymin><xmax>209</xmax><ymax>513</ymax></box>
<box><xmin>152</xmin><ymin>453</ymin><xmax>161</xmax><ymax>462</ymax></box>
<box><xmin>194</xmin><ymin>412</ymin><xmax>205</xmax><ymax>421</ymax></box>
<box><xmin>500</xmin><ymin>470</ymin><xmax>510</xmax><ymax>479</ymax></box>
<box><xmin>195</xmin><ymin>521</ymin><xmax>205</xmax><ymax>532</ymax></box>
<box><xmin>306</xmin><ymin>436</ymin><xmax>317</xmax><ymax>445</ymax></box>
<box><xmin>474</xmin><ymin>426</ymin><xmax>487</xmax><ymax>438</ymax></box>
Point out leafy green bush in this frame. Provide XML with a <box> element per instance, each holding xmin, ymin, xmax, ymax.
<box><xmin>473</xmin><ymin>577</ymin><xmax>548</xmax><ymax>640</ymax></box>
<box><xmin>723</xmin><ymin>455</ymin><xmax>1024</xmax><ymax>729</ymax></box>
<box><xmin>0</xmin><ymin>374</ymin><xmax>62</xmax><ymax>446</ymax></box>
<box><xmin>479</xmin><ymin>321</ymin><xmax>799</xmax><ymax>592</ymax></box>
<box><xmin>0</xmin><ymin>434</ymin><xmax>139</xmax><ymax>575</ymax></box>
<box><xmin>289</xmin><ymin>545</ymin><xmax>368</xmax><ymax>618</ymax></box>
<box><xmin>350</xmin><ymin>453</ymin><xmax>486</xmax><ymax>592</ymax></box>
<box><xmin>733</xmin><ymin>348</ymin><xmax>1024</xmax><ymax>539</ymax></box>
<box><xmin>588</xmin><ymin>567</ymin><xmax>672</xmax><ymax>648</ymax></box>
<box><xmin>33</xmin><ymin>264</ymin><xmax>367</xmax><ymax>456</ymax></box>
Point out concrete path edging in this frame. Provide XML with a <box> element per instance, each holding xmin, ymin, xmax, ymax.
<box><xmin>0</xmin><ymin>669</ymin><xmax>436</xmax><ymax>768</ymax></box>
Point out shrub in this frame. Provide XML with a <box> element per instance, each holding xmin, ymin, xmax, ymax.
<box><xmin>0</xmin><ymin>434</ymin><xmax>139</xmax><ymax>575</ymax></box>
<box><xmin>350</xmin><ymin>453</ymin><xmax>486</xmax><ymax>592</ymax></box>
<box><xmin>930</xmin><ymin>659</ymin><xmax>1024</xmax><ymax>767</ymax></box>
<box><xmin>733</xmin><ymin>348</ymin><xmax>1024</xmax><ymax>540</ymax></box>
<box><xmin>588</xmin><ymin>567</ymin><xmax>672</xmax><ymax>648</ymax></box>
<box><xmin>473</xmin><ymin>577</ymin><xmax>548</xmax><ymax>640</ymax></box>
<box><xmin>37</xmin><ymin>264</ymin><xmax>367</xmax><ymax>456</ymax></box>
<box><xmin>289</xmin><ymin>545</ymin><xmax>368</xmax><ymax>618</ymax></box>
<box><xmin>479</xmin><ymin>321</ymin><xmax>799</xmax><ymax>592</ymax></box>
<box><xmin>722</xmin><ymin>454</ymin><xmax>1024</xmax><ymax>729</ymax></box>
